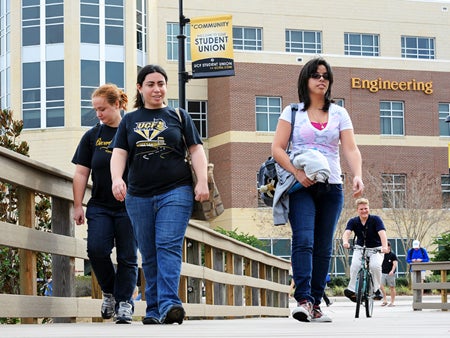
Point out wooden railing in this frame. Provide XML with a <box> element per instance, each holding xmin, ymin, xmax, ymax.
<box><xmin>0</xmin><ymin>146</ymin><xmax>290</xmax><ymax>323</ymax></box>
<box><xmin>410</xmin><ymin>261</ymin><xmax>450</xmax><ymax>311</ymax></box>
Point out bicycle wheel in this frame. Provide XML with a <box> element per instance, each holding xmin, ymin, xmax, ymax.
<box><xmin>355</xmin><ymin>269</ymin><xmax>364</xmax><ymax>318</ymax></box>
<box><xmin>365</xmin><ymin>272</ymin><xmax>374</xmax><ymax>318</ymax></box>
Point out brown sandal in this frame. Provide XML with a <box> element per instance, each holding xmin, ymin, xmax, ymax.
<box><xmin>381</xmin><ymin>302</ymin><xmax>388</xmax><ymax>306</ymax></box>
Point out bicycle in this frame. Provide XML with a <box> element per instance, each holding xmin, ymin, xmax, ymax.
<box><xmin>352</xmin><ymin>245</ymin><xmax>380</xmax><ymax>318</ymax></box>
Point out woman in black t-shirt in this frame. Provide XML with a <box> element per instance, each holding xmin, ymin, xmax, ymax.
<box><xmin>72</xmin><ymin>84</ymin><xmax>138</xmax><ymax>324</ymax></box>
<box><xmin>111</xmin><ymin>65</ymin><xmax>209</xmax><ymax>325</ymax></box>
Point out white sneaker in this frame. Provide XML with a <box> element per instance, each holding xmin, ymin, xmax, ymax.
<box><xmin>101</xmin><ymin>293</ymin><xmax>115</xmax><ymax>319</ymax></box>
<box><xmin>292</xmin><ymin>301</ymin><xmax>313</xmax><ymax>322</ymax></box>
<box><xmin>116</xmin><ymin>301</ymin><xmax>133</xmax><ymax>324</ymax></box>
<box><xmin>311</xmin><ymin>305</ymin><xmax>332</xmax><ymax>322</ymax></box>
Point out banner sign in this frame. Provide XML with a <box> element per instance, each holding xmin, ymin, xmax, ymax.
<box><xmin>190</xmin><ymin>14</ymin><xmax>235</xmax><ymax>79</ymax></box>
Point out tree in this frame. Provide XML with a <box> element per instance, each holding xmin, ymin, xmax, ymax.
<box><xmin>431</xmin><ymin>232</ymin><xmax>450</xmax><ymax>262</ymax></box>
<box><xmin>364</xmin><ymin>170</ymin><xmax>449</xmax><ymax>258</ymax></box>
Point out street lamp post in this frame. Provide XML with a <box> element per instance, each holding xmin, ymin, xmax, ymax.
<box><xmin>177</xmin><ymin>0</ymin><xmax>191</xmax><ymax>110</ymax></box>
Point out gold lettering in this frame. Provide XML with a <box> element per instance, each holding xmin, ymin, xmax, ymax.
<box><xmin>351</xmin><ymin>78</ymin><xmax>361</xmax><ymax>88</ymax></box>
<box><xmin>351</xmin><ymin>77</ymin><xmax>433</xmax><ymax>95</ymax></box>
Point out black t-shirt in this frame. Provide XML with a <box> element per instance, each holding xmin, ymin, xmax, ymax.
<box><xmin>111</xmin><ymin>106</ymin><xmax>203</xmax><ymax>197</ymax></box>
<box><xmin>72</xmin><ymin>124</ymin><xmax>127</xmax><ymax>210</ymax></box>
<box><xmin>345</xmin><ymin>214</ymin><xmax>386</xmax><ymax>248</ymax></box>
<box><xmin>381</xmin><ymin>251</ymin><xmax>398</xmax><ymax>274</ymax></box>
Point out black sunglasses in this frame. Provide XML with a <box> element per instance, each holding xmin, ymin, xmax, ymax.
<box><xmin>310</xmin><ymin>72</ymin><xmax>330</xmax><ymax>80</ymax></box>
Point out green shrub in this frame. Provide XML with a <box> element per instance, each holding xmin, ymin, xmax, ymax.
<box><xmin>396</xmin><ymin>277</ymin><xmax>409</xmax><ymax>288</ymax></box>
<box><xmin>328</xmin><ymin>276</ymin><xmax>349</xmax><ymax>288</ymax></box>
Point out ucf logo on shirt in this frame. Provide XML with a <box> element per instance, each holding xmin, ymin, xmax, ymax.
<box><xmin>134</xmin><ymin>119</ymin><xmax>167</xmax><ymax>148</ymax></box>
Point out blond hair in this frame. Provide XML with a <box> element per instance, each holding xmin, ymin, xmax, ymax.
<box><xmin>92</xmin><ymin>83</ymin><xmax>128</xmax><ymax>111</ymax></box>
<box><xmin>355</xmin><ymin>197</ymin><xmax>369</xmax><ymax>208</ymax></box>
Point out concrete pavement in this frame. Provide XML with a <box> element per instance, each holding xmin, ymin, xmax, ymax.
<box><xmin>0</xmin><ymin>296</ymin><xmax>448</xmax><ymax>338</ymax></box>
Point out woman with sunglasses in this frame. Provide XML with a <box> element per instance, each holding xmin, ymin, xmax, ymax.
<box><xmin>272</xmin><ymin>57</ymin><xmax>364</xmax><ymax>323</ymax></box>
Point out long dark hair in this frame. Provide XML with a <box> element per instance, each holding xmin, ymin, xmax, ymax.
<box><xmin>297</xmin><ymin>57</ymin><xmax>334</xmax><ymax>112</ymax></box>
<box><xmin>134</xmin><ymin>64</ymin><xmax>168</xmax><ymax>108</ymax></box>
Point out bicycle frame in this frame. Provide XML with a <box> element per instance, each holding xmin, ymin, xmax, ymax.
<box><xmin>353</xmin><ymin>245</ymin><xmax>379</xmax><ymax>318</ymax></box>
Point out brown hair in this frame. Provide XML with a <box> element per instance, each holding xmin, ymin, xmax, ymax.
<box><xmin>92</xmin><ymin>83</ymin><xmax>128</xmax><ymax>111</ymax></box>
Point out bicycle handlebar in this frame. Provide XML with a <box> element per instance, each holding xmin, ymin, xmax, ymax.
<box><xmin>348</xmin><ymin>245</ymin><xmax>382</xmax><ymax>253</ymax></box>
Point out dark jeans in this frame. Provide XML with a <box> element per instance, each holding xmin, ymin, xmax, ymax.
<box><xmin>289</xmin><ymin>183</ymin><xmax>344</xmax><ymax>306</ymax></box>
<box><xmin>86</xmin><ymin>205</ymin><xmax>138</xmax><ymax>307</ymax></box>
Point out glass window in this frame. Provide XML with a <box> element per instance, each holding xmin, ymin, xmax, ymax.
<box><xmin>382</xmin><ymin>174</ymin><xmax>406</xmax><ymax>208</ymax></box>
<box><xmin>401</xmin><ymin>36</ymin><xmax>435</xmax><ymax>59</ymax></box>
<box><xmin>105</xmin><ymin>0</ymin><xmax>123</xmax><ymax>46</ymax></box>
<box><xmin>81</xmin><ymin>60</ymin><xmax>99</xmax><ymax>126</ymax></box>
<box><xmin>285</xmin><ymin>29</ymin><xmax>321</xmax><ymax>54</ymax></box>
<box><xmin>233</xmin><ymin>26</ymin><xmax>262</xmax><ymax>51</ymax></box>
<box><xmin>45</xmin><ymin>1</ymin><xmax>64</xmax><ymax>44</ymax></box>
<box><xmin>22</xmin><ymin>3</ymin><xmax>40</xmax><ymax>46</ymax></box>
<box><xmin>439</xmin><ymin>103</ymin><xmax>450</xmax><ymax>137</ymax></box>
<box><xmin>23</xmin><ymin>62</ymin><xmax>40</xmax><ymax>88</ymax></box>
<box><xmin>22</xmin><ymin>62</ymin><xmax>41</xmax><ymax>129</ymax></box>
<box><xmin>81</xmin><ymin>60</ymin><xmax>99</xmax><ymax>86</ymax></box>
<box><xmin>334</xmin><ymin>98</ymin><xmax>345</xmax><ymax>107</ymax></box>
<box><xmin>80</xmin><ymin>1</ymin><xmax>99</xmax><ymax>44</ymax></box>
<box><xmin>46</xmin><ymin>107</ymin><xmax>64</xmax><ymax>127</ymax></box>
<box><xmin>105</xmin><ymin>61</ymin><xmax>124</xmax><ymax>88</ymax></box>
<box><xmin>45</xmin><ymin>60</ymin><xmax>64</xmax><ymax>127</ymax></box>
<box><xmin>380</xmin><ymin>101</ymin><xmax>404</xmax><ymax>135</ymax></box>
<box><xmin>46</xmin><ymin>60</ymin><xmax>64</xmax><ymax>87</ymax></box>
<box><xmin>136</xmin><ymin>0</ymin><xmax>147</xmax><ymax>52</ymax></box>
<box><xmin>344</xmin><ymin>33</ymin><xmax>379</xmax><ymax>56</ymax></box>
<box><xmin>187</xmin><ymin>100</ymin><xmax>207</xmax><ymax>138</ymax></box>
<box><xmin>258</xmin><ymin>238</ymin><xmax>291</xmax><ymax>260</ymax></box>
<box><xmin>166</xmin><ymin>22</ymin><xmax>191</xmax><ymax>61</ymax></box>
<box><xmin>256</xmin><ymin>96</ymin><xmax>281</xmax><ymax>132</ymax></box>
<box><xmin>441</xmin><ymin>175</ymin><xmax>450</xmax><ymax>209</ymax></box>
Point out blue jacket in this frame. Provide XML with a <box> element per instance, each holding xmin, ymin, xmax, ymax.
<box><xmin>406</xmin><ymin>247</ymin><xmax>430</xmax><ymax>264</ymax></box>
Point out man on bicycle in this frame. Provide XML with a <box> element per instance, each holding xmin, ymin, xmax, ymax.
<box><xmin>342</xmin><ymin>198</ymin><xmax>388</xmax><ymax>302</ymax></box>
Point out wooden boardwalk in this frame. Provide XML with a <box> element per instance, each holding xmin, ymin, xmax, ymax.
<box><xmin>1</xmin><ymin>296</ymin><xmax>449</xmax><ymax>338</ymax></box>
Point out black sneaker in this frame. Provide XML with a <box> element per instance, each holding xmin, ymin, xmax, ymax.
<box><xmin>374</xmin><ymin>289</ymin><xmax>383</xmax><ymax>300</ymax></box>
<box><xmin>344</xmin><ymin>289</ymin><xmax>356</xmax><ymax>303</ymax></box>
<box><xmin>162</xmin><ymin>305</ymin><xmax>185</xmax><ymax>324</ymax></box>
<box><xmin>142</xmin><ymin>317</ymin><xmax>161</xmax><ymax>325</ymax></box>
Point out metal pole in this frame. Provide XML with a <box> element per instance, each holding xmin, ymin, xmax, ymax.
<box><xmin>178</xmin><ymin>0</ymin><xmax>190</xmax><ymax>109</ymax></box>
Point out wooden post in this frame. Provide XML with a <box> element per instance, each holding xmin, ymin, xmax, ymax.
<box><xmin>441</xmin><ymin>269</ymin><xmax>448</xmax><ymax>311</ymax></box>
<box><xmin>91</xmin><ymin>271</ymin><xmax>102</xmax><ymax>322</ymax></box>
<box><xmin>244</xmin><ymin>258</ymin><xmax>252</xmax><ymax>308</ymax></box>
<box><xmin>204</xmin><ymin>245</ymin><xmax>213</xmax><ymax>305</ymax></box>
<box><xmin>51</xmin><ymin>197</ymin><xmax>76</xmax><ymax>323</ymax></box>
<box><xmin>17</xmin><ymin>187</ymin><xmax>37</xmax><ymax>324</ymax></box>
<box><xmin>225</xmin><ymin>252</ymin><xmax>234</xmax><ymax>306</ymax></box>
<box><xmin>259</xmin><ymin>263</ymin><xmax>267</xmax><ymax>308</ymax></box>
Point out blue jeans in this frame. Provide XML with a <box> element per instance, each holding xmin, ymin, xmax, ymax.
<box><xmin>86</xmin><ymin>205</ymin><xmax>138</xmax><ymax>308</ymax></box>
<box><xmin>125</xmin><ymin>185</ymin><xmax>193</xmax><ymax>321</ymax></box>
<box><xmin>289</xmin><ymin>183</ymin><xmax>344</xmax><ymax>306</ymax></box>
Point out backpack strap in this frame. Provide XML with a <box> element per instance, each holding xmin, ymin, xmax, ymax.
<box><xmin>287</xmin><ymin>103</ymin><xmax>298</xmax><ymax>151</ymax></box>
<box><xmin>420</xmin><ymin>247</ymin><xmax>426</xmax><ymax>258</ymax></box>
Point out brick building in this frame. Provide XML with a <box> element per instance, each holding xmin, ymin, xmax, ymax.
<box><xmin>2</xmin><ymin>0</ymin><xmax>450</xmax><ymax>274</ymax></box>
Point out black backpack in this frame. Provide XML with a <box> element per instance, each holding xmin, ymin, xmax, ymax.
<box><xmin>257</xmin><ymin>104</ymin><xmax>298</xmax><ymax>207</ymax></box>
